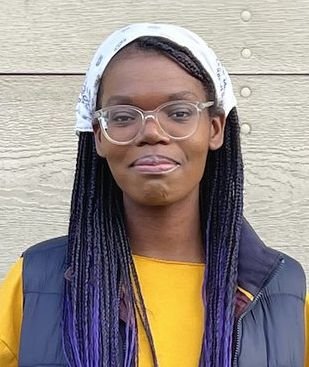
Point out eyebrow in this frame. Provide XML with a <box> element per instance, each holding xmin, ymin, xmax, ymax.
<box><xmin>105</xmin><ymin>91</ymin><xmax>200</xmax><ymax>106</ymax></box>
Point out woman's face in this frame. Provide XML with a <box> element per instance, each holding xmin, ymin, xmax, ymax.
<box><xmin>94</xmin><ymin>50</ymin><xmax>225</xmax><ymax>206</ymax></box>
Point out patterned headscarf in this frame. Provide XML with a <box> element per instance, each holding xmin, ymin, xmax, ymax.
<box><xmin>75</xmin><ymin>22</ymin><xmax>237</xmax><ymax>133</ymax></box>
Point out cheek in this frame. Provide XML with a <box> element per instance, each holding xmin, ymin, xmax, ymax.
<box><xmin>104</xmin><ymin>149</ymin><xmax>133</xmax><ymax>191</ymax></box>
<box><xmin>183</xmin><ymin>136</ymin><xmax>209</xmax><ymax>179</ymax></box>
<box><xmin>105</xmin><ymin>153</ymin><xmax>125</xmax><ymax>177</ymax></box>
<box><xmin>188</xmin><ymin>153</ymin><xmax>208</xmax><ymax>186</ymax></box>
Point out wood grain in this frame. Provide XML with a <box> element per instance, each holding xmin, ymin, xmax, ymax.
<box><xmin>0</xmin><ymin>75</ymin><xmax>308</xmax><ymax>282</ymax></box>
<box><xmin>0</xmin><ymin>0</ymin><xmax>308</xmax><ymax>73</ymax></box>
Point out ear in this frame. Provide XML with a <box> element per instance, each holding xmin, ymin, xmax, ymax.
<box><xmin>93</xmin><ymin>123</ymin><xmax>106</xmax><ymax>158</ymax></box>
<box><xmin>208</xmin><ymin>113</ymin><xmax>226</xmax><ymax>151</ymax></box>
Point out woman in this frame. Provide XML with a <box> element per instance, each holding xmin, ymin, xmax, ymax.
<box><xmin>0</xmin><ymin>23</ymin><xmax>308</xmax><ymax>367</ymax></box>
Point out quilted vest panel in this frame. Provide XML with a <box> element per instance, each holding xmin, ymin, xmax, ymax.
<box><xmin>235</xmin><ymin>255</ymin><xmax>306</xmax><ymax>367</ymax></box>
<box><xmin>19</xmin><ymin>237</ymin><xmax>68</xmax><ymax>367</ymax></box>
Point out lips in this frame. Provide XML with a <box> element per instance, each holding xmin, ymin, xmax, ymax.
<box><xmin>131</xmin><ymin>155</ymin><xmax>180</xmax><ymax>174</ymax></box>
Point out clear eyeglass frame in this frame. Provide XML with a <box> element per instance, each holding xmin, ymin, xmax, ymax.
<box><xmin>93</xmin><ymin>100</ymin><xmax>214</xmax><ymax>145</ymax></box>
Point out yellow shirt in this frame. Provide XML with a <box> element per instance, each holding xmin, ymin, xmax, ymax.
<box><xmin>0</xmin><ymin>256</ymin><xmax>308</xmax><ymax>367</ymax></box>
<box><xmin>134</xmin><ymin>255</ymin><xmax>204</xmax><ymax>366</ymax></box>
<box><xmin>0</xmin><ymin>258</ymin><xmax>23</xmax><ymax>367</ymax></box>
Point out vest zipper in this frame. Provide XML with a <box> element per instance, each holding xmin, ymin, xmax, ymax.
<box><xmin>232</xmin><ymin>257</ymin><xmax>285</xmax><ymax>367</ymax></box>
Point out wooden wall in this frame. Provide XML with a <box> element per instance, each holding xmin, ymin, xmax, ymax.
<box><xmin>1</xmin><ymin>0</ymin><xmax>308</xmax><ymax>282</ymax></box>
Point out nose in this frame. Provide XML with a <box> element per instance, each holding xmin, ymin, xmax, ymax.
<box><xmin>134</xmin><ymin>115</ymin><xmax>170</xmax><ymax>145</ymax></box>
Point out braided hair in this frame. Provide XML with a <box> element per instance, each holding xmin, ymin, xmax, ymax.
<box><xmin>62</xmin><ymin>36</ymin><xmax>244</xmax><ymax>367</ymax></box>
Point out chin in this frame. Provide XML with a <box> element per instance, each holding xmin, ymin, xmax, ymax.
<box><xmin>135</xmin><ymin>187</ymin><xmax>172</xmax><ymax>206</ymax></box>
<box><xmin>124</xmin><ymin>181</ymin><xmax>182</xmax><ymax>207</ymax></box>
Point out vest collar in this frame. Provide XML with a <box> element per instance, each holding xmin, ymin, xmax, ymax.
<box><xmin>238</xmin><ymin>218</ymin><xmax>283</xmax><ymax>297</ymax></box>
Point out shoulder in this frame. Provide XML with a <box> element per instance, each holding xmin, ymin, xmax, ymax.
<box><xmin>273</xmin><ymin>252</ymin><xmax>306</xmax><ymax>299</ymax></box>
<box><xmin>280</xmin><ymin>252</ymin><xmax>306</xmax><ymax>281</ymax></box>
<box><xmin>22</xmin><ymin>235</ymin><xmax>68</xmax><ymax>258</ymax></box>
<box><xmin>239</xmin><ymin>219</ymin><xmax>306</xmax><ymax>300</ymax></box>
<box><xmin>22</xmin><ymin>235</ymin><xmax>68</xmax><ymax>271</ymax></box>
<box><xmin>22</xmin><ymin>236</ymin><xmax>68</xmax><ymax>294</ymax></box>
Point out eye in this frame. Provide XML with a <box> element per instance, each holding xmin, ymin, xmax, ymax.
<box><xmin>170</xmin><ymin>110</ymin><xmax>191</xmax><ymax>119</ymax></box>
<box><xmin>105</xmin><ymin>109</ymin><xmax>139</xmax><ymax>126</ymax></box>
<box><xmin>165</xmin><ymin>104</ymin><xmax>195</xmax><ymax>122</ymax></box>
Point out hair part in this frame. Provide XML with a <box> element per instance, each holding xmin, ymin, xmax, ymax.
<box><xmin>63</xmin><ymin>36</ymin><xmax>243</xmax><ymax>367</ymax></box>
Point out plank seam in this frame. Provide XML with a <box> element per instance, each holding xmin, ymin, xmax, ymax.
<box><xmin>1</xmin><ymin>73</ymin><xmax>309</xmax><ymax>77</ymax></box>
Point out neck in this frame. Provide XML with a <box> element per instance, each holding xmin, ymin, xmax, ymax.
<box><xmin>123</xmin><ymin>190</ymin><xmax>204</xmax><ymax>263</ymax></box>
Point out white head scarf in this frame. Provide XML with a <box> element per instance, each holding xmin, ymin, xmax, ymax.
<box><xmin>75</xmin><ymin>23</ymin><xmax>237</xmax><ymax>133</ymax></box>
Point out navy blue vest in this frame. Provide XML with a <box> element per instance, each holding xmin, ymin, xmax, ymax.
<box><xmin>18</xmin><ymin>224</ymin><xmax>306</xmax><ymax>366</ymax></box>
<box><xmin>19</xmin><ymin>237</ymin><xmax>68</xmax><ymax>366</ymax></box>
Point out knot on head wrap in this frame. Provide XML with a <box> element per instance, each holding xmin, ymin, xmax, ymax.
<box><xmin>75</xmin><ymin>23</ymin><xmax>237</xmax><ymax>133</ymax></box>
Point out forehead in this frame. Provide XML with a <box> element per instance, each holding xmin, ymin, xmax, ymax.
<box><xmin>99</xmin><ymin>50</ymin><xmax>207</xmax><ymax>106</ymax></box>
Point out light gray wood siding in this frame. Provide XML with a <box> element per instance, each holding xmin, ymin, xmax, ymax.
<box><xmin>1</xmin><ymin>1</ymin><xmax>308</xmax><ymax>283</ymax></box>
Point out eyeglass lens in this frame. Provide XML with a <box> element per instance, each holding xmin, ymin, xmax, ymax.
<box><xmin>102</xmin><ymin>102</ymin><xmax>199</xmax><ymax>142</ymax></box>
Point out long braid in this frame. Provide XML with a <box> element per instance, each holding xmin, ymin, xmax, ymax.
<box><xmin>63</xmin><ymin>36</ymin><xmax>243</xmax><ymax>367</ymax></box>
<box><xmin>199</xmin><ymin>108</ymin><xmax>243</xmax><ymax>366</ymax></box>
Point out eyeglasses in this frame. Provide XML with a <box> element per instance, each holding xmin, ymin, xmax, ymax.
<box><xmin>94</xmin><ymin>100</ymin><xmax>214</xmax><ymax>145</ymax></box>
